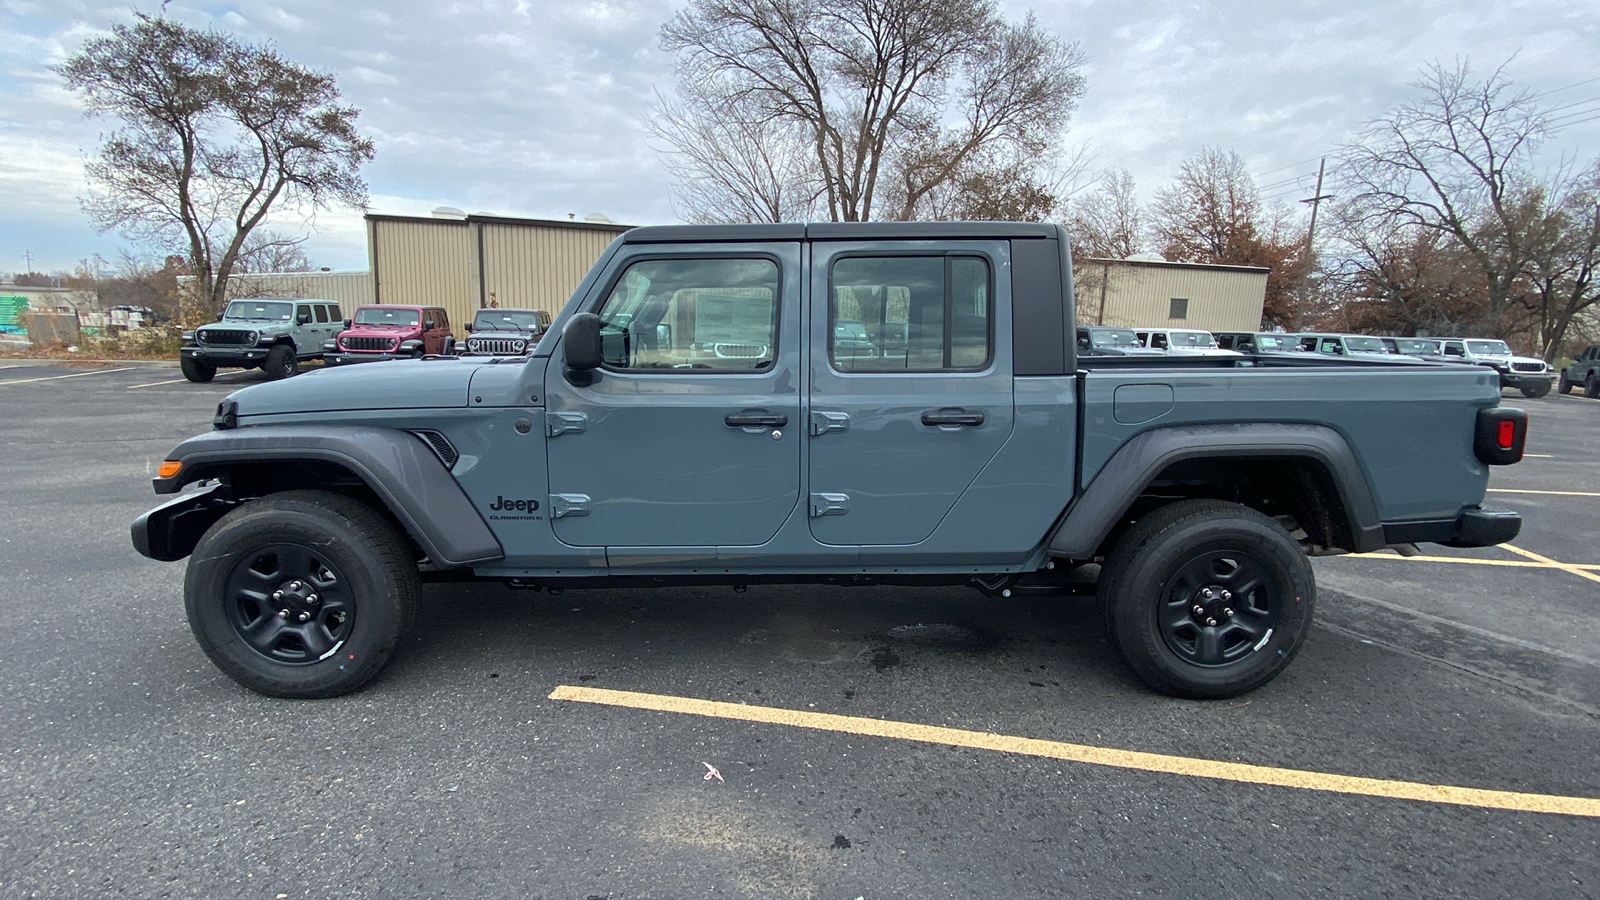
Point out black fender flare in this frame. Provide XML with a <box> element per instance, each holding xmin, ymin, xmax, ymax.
<box><xmin>143</xmin><ymin>425</ymin><xmax>503</xmax><ymax>567</ymax></box>
<box><xmin>1047</xmin><ymin>423</ymin><xmax>1384</xmax><ymax>559</ymax></box>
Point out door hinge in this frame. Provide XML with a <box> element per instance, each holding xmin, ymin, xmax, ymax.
<box><xmin>809</xmin><ymin>411</ymin><xmax>850</xmax><ymax>436</ymax></box>
<box><xmin>549</xmin><ymin>493</ymin><xmax>591</xmax><ymax>518</ymax></box>
<box><xmin>546</xmin><ymin>412</ymin><xmax>587</xmax><ymax>437</ymax></box>
<box><xmin>809</xmin><ymin>492</ymin><xmax>850</xmax><ymax>517</ymax></box>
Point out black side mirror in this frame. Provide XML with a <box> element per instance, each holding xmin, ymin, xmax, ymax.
<box><xmin>563</xmin><ymin>313</ymin><xmax>603</xmax><ymax>385</ymax></box>
<box><xmin>463</xmin><ymin>322</ymin><xmax>474</xmax><ymax>333</ymax></box>
<box><xmin>297</xmin><ymin>313</ymin><xmax>312</xmax><ymax>325</ymax></box>
<box><xmin>342</xmin><ymin>319</ymin><xmax>352</xmax><ymax>330</ymax></box>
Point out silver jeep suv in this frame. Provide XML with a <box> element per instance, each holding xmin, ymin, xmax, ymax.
<box><xmin>180</xmin><ymin>298</ymin><xmax>343</xmax><ymax>382</ymax></box>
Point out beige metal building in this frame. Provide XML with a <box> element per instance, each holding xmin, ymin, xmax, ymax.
<box><xmin>367</xmin><ymin>213</ymin><xmax>631</xmax><ymax>330</ymax></box>
<box><xmin>1074</xmin><ymin>256</ymin><xmax>1268</xmax><ymax>332</ymax></box>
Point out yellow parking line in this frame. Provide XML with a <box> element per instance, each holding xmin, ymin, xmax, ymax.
<box><xmin>1344</xmin><ymin>553</ymin><xmax>1596</xmax><ymax>570</ymax></box>
<box><xmin>1488</xmin><ymin>488</ymin><xmax>1600</xmax><ymax>498</ymax></box>
<box><xmin>549</xmin><ymin>686</ymin><xmax>1600</xmax><ymax>818</ymax></box>
<box><xmin>126</xmin><ymin>378</ymin><xmax>190</xmax><ymax>388</ymax></box>
<box><xmin>1503</xmin><ymin>544</ymin><xmax>1600</xmax><ymax>585</ymax></box>
<box><xmin>0</xmin><ymin>366</ymin><xmax>136</xmax><ymax>385</ymax></box>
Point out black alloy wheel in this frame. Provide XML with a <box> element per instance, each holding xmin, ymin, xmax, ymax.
<box><xmin>264</xmin><ymin>344</ymin><xmax>297</xmax><ymax>380</ymax></box>
<box><xmin>1100</xmin><ymin>499</ymin><xmax>1315</xmax><ymax>699</ymax></box>
<box><xmin>184</xmin><ymin>491</ymin><xmax>419</xmax><ymax>698</ymax></box>
<box><xmin>180</xmin><ymin>356</ymin><xmax>215</xmax><ymax>383</ymax></box>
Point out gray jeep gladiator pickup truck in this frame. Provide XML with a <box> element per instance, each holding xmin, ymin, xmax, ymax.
<box><xmin>132</xmin><ymin>223</ymin><xmax>1527</xmax><ymax>701</ymax></box>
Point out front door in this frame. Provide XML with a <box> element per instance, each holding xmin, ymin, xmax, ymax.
<box><xmin>807</xmin><ymin>241</ymin><xmax>1015</xmax><ymax>546</ymax></box>
<box><xmin>544</xmin><ymin>245</ymin><xmax>803</xmax><ymax>547</ymax></box>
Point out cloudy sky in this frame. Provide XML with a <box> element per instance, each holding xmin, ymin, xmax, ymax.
<box><xmin>2</xmin><ymin>0</ymin><xmax>1597</xmax><ymax>273</ymax></box>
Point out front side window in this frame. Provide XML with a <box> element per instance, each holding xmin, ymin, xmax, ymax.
<box><xmin>828</xmin><ymin>256</ymin><xmax>990</xmax><ymax>372</ymax></box>
<box><xmin>593</xmin><ymin>257</ymin><xmax>780</xmax><ymax>372</ymax></box>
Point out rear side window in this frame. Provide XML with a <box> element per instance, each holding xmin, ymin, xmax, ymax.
<box><xmin>593</xmin><ymin>257</ymin><xmax>781</xmax><ymax>372</ymax></box>
<box><xmin>314</xmin><ymin>305</ymin><xmax>330</xmax><ymax>323</ymax></box>
<box><xmin>828</xmin><ymin>256</ymin><xmax>991</xmax><ymax>372</ymax></box>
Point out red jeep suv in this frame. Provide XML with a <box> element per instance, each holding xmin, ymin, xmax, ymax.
<box><xmin>323</xmin><ymin>305</ymin><xmax>454</xmax><ymax>366</ymax></box>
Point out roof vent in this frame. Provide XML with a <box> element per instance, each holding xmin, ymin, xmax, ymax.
<box><xmin>1126</xmin><ymin>252</ymin><xmax>1166</xmax><ymax>262</ymax></box>
<box><xmin>583</xmin><ymin>213</ymin><xmax>613</xmax><ymax>224</ymax></box>
<box><xmin>431</xmin><ymin>206</ymin><xmax>467</xmax><ymax>219</ymax></box>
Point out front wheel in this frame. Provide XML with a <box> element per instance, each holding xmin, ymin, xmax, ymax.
<box><xmin>1558</xmin><ymin>372</ymin><xmax>1572</xmax><ymax>394</ymax></box>
<box><xmin>1586</xmin><ymin>373</ymin><xmax>1600</xmax><ymax>399</ymax></box>
<box><xmin>1099</xmin><ymin>499</ymin><xmax>1315</xmax><ymax>699</ymax></box>
<box><xmin>264</xmin><ymin>344</ymin><xmax>297</xmax><ymax>380</ymax></box>
<box><xmin>1521</xmin><ymin>380</ymin><xmax>1551</xmax><ymax>398</ymax></box>
<box><xmin>184</xmin><ymin>491</ymin><xmax>420</xmax><ymax>698</ymax></box>
<box><xmin>179</xmin><ymin>356</ymin><xmax>215</xmax><ymax>383</ymax></box>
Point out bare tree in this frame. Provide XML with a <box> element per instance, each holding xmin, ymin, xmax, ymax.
<box><xmin>1335</xmin><ymin>60</ymin><xmax>1547</xmax><ymax>339</ymax></box>
<box><xmin>1149</xmin><ymin>148</ymin><xmax>1310</xmax><ymax>328</ymax></box>
<box><xmin>57</xmin><ymin>14</ymin><xmax>373</xmax><ymax>314</ymax></box>
<box><xmin>648</xmin><ymin>84</ymin><xmax>823</xmax><ymax>223</ymax></box>
<box><xmin>655</xmin><ymin>0</ymin><xmax>1085</xmax><ymax>222</ymax></box>
<box><xmin>1064</xmin><ymin>167</ymin><xmax>1143</xmax><ymax>259</ymax></box>
<box><xmin>1514</xmin><ymin>164</ymin><xmax>1600</xmax><ymax>357</ymax></box>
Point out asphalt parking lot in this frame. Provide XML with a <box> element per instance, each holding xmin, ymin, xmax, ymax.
<box><xmin>1</xmin><ymin>361</ymin><xmax>1596</xmax><ymax>899</ymax></box>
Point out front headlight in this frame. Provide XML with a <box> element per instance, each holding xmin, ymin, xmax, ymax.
<box><xmin>181</xmin><ymin>330</ymin><xmax>195</xmax><ymax>342</ymax></box>
<box><xmin>513</xmin><ymin>340</ymin><xmax>527</xmax><ymax>352</ymax></box>
<box><xmin>246</xmin><ymin>331</ymin><xmax>258</xmax><ymax>344</ymax></box>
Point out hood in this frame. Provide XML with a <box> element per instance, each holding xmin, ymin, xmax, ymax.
<box><xmin>229</xmin><ymin>357</ymin><xmax>486</xmax><ymax>417</ymax></box>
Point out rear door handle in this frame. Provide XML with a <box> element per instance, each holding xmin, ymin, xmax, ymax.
<box><xmin>725</xmin><ymin>410</ymin><xmax>788</xmax><ymax>428</ymax></box>
<box><xmin>920</xmin><ymin>408</ymin><xmax>985</xmax><ymax>427</ymax></box>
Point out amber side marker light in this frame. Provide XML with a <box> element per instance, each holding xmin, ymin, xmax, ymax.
<box><xmin>157</xmin><ymin>460</ymin><xmax>182</xmax><ymax>478</ymax></box>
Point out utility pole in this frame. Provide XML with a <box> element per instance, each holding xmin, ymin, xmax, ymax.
<box><xmin>1298</xmin><ymin>158</ymin><xmax>1334</xmax><ymax>332</ymax></box>
<box><xmin>24</xmin><ymin>249</ymin><xmax>34</xmax><ymax>275</ymax></box>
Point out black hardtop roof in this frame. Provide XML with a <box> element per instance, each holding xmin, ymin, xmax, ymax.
<box><xmin>620</xmin><ymin>222</ymin><xmax>1063</xmax><ymax>244</ymax></box>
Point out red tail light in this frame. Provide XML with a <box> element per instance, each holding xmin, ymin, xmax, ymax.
<box><xmin>1475</xmin><ymin>408</ymin><xmax>1526</xmax><ymax>465</ymax></box>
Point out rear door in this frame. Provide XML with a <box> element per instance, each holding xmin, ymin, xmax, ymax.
<box><xmin>806</xmin><ymin>241</ymin><xmax>1014</xmax><ymax>545</ymax></box>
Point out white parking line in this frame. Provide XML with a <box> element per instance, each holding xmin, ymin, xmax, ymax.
<box><xmin>1488</xmin><ymin>488</ymin><xmax>1600</xmax><ymax>498</ymax></box>
<box><xmin>0</xmin><ymin>367</ymin><xmax>136</xmax><ymax>385</ymax></box>
<box><xmin>126</xmin><ymin>378</ymin><xmax>190</xmax><ymax>388</ymax></box>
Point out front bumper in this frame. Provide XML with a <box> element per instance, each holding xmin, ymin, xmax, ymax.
<box><xmin>1381</xmin><ymin>505</ymin><xmax>1522</xmax><ymax>548</ymax></box>
<box><xmin>181</xmin><ymin>345</ymin><xmax>270</xmax><ymax>366</ymax></box>
<box><xmin>324</xmin><ymin>350</ymin><xmax>418</xmax><ymax>366</ymax></box>
<box><xmin>1497</xmin><ymin>370</ymin><xmax>1552</xmax><ymax>389</ymax></box>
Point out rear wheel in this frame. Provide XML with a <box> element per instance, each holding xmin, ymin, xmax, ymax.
<box><xmin>180</xmin><ymin>356</ymin><xmax>215</xmax><ymax>383</ymax></box>
<box><xmin>184</xmin><ymin>491</ymin><xmax>419</xmax><ymax>698</ymax></box>
<box><xmin>264</xmin><ymin>344</ymin><xmax>297</xmax><ymax>380</ymax></box>
<box><xmin>1100</xmin><ymin>499</ymin><xmax>1314</xmax><ymax>699</ymax></box>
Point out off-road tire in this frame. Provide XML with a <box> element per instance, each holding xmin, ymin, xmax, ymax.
<box><xmin>264</xmin><ymin>344</ymin><xmax>297</xmax><ymax>380</ymax></box>
<box><xmin>1558</xmin><ymin>372</ymin><xmax>1572</xmax><ymax>394</ymax></box>
<box><xmin>1586</xmin><ymin>373</ymin><xmax>1600</xmax><ymax>399</ymax></box>
<box><xmin>1099</xmin><ymin>499</ymin><xmax>1315</xmax><ymax>699</ymax></box>
<box><xmin>1521</xmin><ymin>380</ymin><xmax>1551</xmax><ymax>398</ymax></box>
<box><xmin>180</xmin><ymin>356</ymin><xmax>215</xmax><ymax>383</ymax></box>
<box><xmin>184</xmin><ymin>490</ymin><xmax>420</xmax><ymax>699</ymax></box>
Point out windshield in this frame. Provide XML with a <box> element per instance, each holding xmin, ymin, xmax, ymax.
<box><xmin>1467</xmin><ymin>340</ymin><xmax>1512</xmax><ymax>355</ymax></box>
<box><xmin>222</xmin><ymin>300</ymin><xmax>292</xmax><ymax>322</ymax></box>
<box><xmin>1344</xmin><ymin>336</ymin><xmax>1387</xmax><ymax>352</ymax></box>
<box><xmin>1090</xmin><ymin>329</ymin><xmax>1140</xmax><ymax>348</ymax></box>
<box><xmin>472</xmin><ymin>310</ymin><xmax>543</xmax><ymax>332</ymax></box>
<box><xmin>1169</xmin><ymin>331</ymin><xmax>1214</xmax><ymax>347</ymax></box>
<box><xmin>1255</xmin><ymin>335</ymin><xmax>1291</xmax><ymax>351</ymax></box>
<box><xmin>1393</xmin><ymin>339</ymin><xmax>1437</xmax><ymax>354</ymax></box>
<box><xmin>353</xmin><ymin>307</ymin><xmax>420</xmax><ymax>328</ymax></box>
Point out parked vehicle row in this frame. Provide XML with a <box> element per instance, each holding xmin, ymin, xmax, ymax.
<box><xmin>180</xmin><ymin>300</ymin><xmax>552</xmax><ymax>382</ymax></box>
<box><xmin>1083</xmin><ymin>325</ymin><xmax>1559</xmax><ymax>398</ymax></box>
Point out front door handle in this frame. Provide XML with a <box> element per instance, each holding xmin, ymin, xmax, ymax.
<box><xmin>920</xmin><ymin>408</ymin><xmax>985</xmax><ymax>427</ymax></box>
<box><xmin>725</xmin><ymin>410</ymin><xmax>788</xmax><ymax>428</ymax></box>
